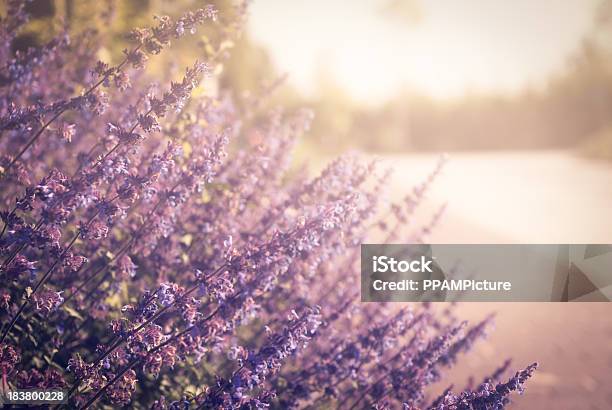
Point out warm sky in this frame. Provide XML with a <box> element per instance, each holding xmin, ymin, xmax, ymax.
<box><xmin>248</xmin><ymin>0</ymin><xmax>601</xmax><ymax>103</ymax></box>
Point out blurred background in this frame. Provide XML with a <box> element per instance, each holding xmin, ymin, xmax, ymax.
<box><xmin>11</xmin><ymin>0</ymin><xmax>612</xmax><ymax>408</ymax></box>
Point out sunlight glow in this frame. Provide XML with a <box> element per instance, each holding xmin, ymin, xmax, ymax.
<box><xmin>249</xmin><ymin>0</ymin><xmax>599</xmax><ymax>103</ymax></box>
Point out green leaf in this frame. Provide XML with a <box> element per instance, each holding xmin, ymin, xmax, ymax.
<box><xmin>63</xmin><ymin>305</ymin><xmax>84</xmax><ymax>321</ymax></box>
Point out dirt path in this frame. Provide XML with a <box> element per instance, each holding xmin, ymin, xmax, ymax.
<box><xmin>381</xmin><ymin>150</ymin><xmax>612</xmax><ymax>409</ymax></box>
<box><xmin>383</xmin><ymin>150</ymin><xmax>612</xmax><ymax>244</ymax></box>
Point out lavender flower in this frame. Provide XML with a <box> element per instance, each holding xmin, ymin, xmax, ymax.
<box><xmin>0</xmin><ymin>2</ymin><xmax>537</xmax><ymax>409</ymax></box>
<box><xmin>32</xmin><ymin>289</ymin><xmax>64</xmax><ymax>315</ymax></box>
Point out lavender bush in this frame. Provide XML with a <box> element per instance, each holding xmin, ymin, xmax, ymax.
<box><xmin>0</xmin><ymin>2</ymin><xmax>536</xmax><ymax>409</ymax></box>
